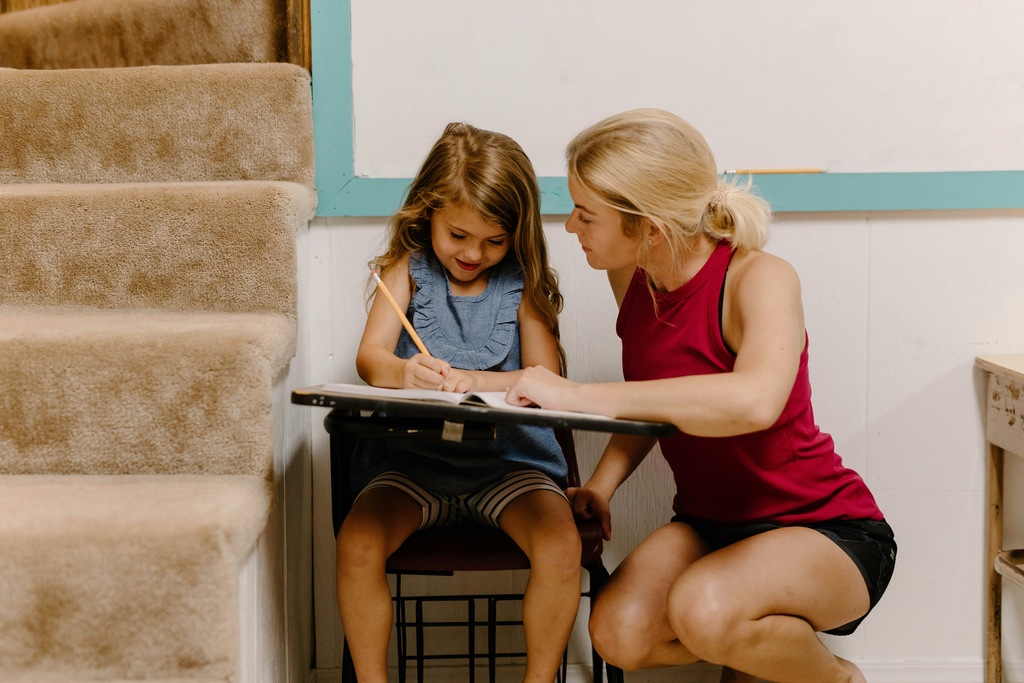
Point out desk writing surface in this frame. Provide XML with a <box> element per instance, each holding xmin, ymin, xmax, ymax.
<box><xmin>291</xmin><ymin>384</ymin><xmax>676</xmax><ymax>437</ymax></box>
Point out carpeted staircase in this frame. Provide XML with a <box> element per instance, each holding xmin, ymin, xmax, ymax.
<box><xmin>0</xmin><ymin>2</ymin><xmax>316</xmax><ymax>680</ymax></box>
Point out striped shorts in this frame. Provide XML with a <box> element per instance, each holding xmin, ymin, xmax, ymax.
<box><xmin>357</xmin><ymin>470</ymin><xmax>568</xmax><ymax>530</ymax></box>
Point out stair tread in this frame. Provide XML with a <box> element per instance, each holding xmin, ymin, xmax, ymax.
<box><xmin>0</xmin><ymin>305</ymin><xmax>294</xmax><ymax>360</ymax></box>
<box><xmin>0</xmin><ymin>180</ymin><xmax>312</xmax><ymax>316</ymax></box>
<box><xmin>0</xmin><ymin>306</ymin><xmax>293</xmax><ymax>477</ymax></box>
<box><xmin>0</xmin><ymin>473</ymin><xmax>269</xmax><ymax>539</ymax></box>
<box><xmin>0</xmin><ymin>0</ymin><xmax>286</xmax><ymax>69</ymax></box>
<box><xmin>0</xmin><ymin>62</ymin><xmax>314</xmax><ymax>187</ymax></box>
<box><xmin>0</xmin><ymin>474</ymin><xmax>268</xmax><ymax>681</ymax></box>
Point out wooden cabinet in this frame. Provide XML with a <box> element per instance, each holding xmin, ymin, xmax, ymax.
<box><xmin>978</xmin><ymin>355</ymin><xmax>1024</xmax><ymax>683</ymax></box>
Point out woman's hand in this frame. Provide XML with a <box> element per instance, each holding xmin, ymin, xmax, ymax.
<box><xmin>567</xmin><ymin>486</ymin><xmax>612</xmax><ymax>540</ymax></box>
<box><xmin>402</xmin><ymin>353</ymin><xmax>452</xmax><ymax>390</ymax></box>
<box><xmin>505</xmin><ymin>366</ymin><xmax>579</xmax><ymax>410</ymax></box>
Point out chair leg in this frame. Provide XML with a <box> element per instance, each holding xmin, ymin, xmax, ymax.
<box><xmin>395</xmin><ymin>574</ymin><xmax>408</xmax><ymax>683</ymax></box>
<box><xmin>415</xmin><ymin>599</ymin><xmax>426</xmax><ymax>683</ymax></box>
<box><xmin>487</xmin><ymin>597</ymin><xmax>498</xmax><ymax>683</ymax></box>
<box><xmin>584</xmin><ymin>560</ymin><xmax>626</xmax><ymax>683</ymax></box>
<box><xmin>342</xmin><ymin>638</ymin><xmax>357</xmax><ymax>683</ymax></box>
<box><xmin>468</xmin><ymin>598</ymin><xmax>477</xmax><ymax>683</ymax></box>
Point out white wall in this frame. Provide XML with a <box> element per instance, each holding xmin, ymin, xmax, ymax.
<box><xmin>351</xmin><ymin>0</ymin><xmax>1024</xmax><ymax>176</ymax></box>
<box><xmin>304</xmin><ymin>1</ymin><xmax>1024</xmax><ymax>680</ymax></box>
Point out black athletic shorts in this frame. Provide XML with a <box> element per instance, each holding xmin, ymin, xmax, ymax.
<box><xmin>669</xmin><ymin>515</ymin><xmax>897</xmax><ymax>636</ymax></box>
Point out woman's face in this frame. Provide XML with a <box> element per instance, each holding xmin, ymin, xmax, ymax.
<box><xmin>564</xmin><ymin>178</ymin><xmax>640</xmax><ymax>271</ymax></box>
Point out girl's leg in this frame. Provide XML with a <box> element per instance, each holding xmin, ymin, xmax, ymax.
<box><xmin>665</xmin><ymin>527</ymin><xmax>870</xmax><ymax>683</ymax></box>
<box><xmin>587</xmin><ymin>521</ymin><xmax>712</xmax><ymax>670</ymax></box>
<box><xmin>335</xmin><ymin>487</ymin><xmax>424</xmax><ymax>683</ymax></box>
<box><xmin>498</xmin><ymin>490</ymin><xmax>582</xmax><ymax>683</ymax></box>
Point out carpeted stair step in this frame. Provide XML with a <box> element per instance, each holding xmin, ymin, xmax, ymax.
<box><xmin>0</xmin><ymin>0</ymin><xmax>287</xmax><ymax>70</ymax></box>
<box><xmin>0</xmin><ymin>306</ymin><xmax>295</xmax><ymax>478</ymax></box>
<box><xmin>0</xmin><ymin>181</ymin><xmax>314</xmax><ymax>315</ymax></box>
<box><xmin>0</xmin><ymin>473</ymin><xmax>269</xmax><ymax>681</ymax></box>
<box><xmin>0</xmin><ymin>62</ymin><xmax>314</xmax><ymax>187</ymax></box>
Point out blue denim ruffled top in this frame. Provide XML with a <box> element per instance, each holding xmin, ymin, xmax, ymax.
<box><xmin>350</xmin><ymin>250</ymin><xmax>567</xmax><ymax>496</ymax></box>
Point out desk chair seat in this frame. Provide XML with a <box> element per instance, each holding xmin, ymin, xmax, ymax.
<box><xmin>327</xmin><ymin>410</ymin><xmax>623</xmax><ymax>683</ymax></box>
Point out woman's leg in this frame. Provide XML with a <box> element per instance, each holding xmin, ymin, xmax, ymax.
<box><xmin>665</xmin><ymin>527</ymin><xmax>870</xmax><ymax>683</ymax></box>
<box><xmin>335</xmin><ymin>487</ymin><xmax>424</xmax><ymax>683</ymax></box>
<box><xmin>588</xmin><ymin>521</ymin><xmax>712</xmax><ymax>670</ymax></box>
<box><xmin>498</xmin><ymin>490</ymin><xmax>582</xmax><ymax>683</ymax></box>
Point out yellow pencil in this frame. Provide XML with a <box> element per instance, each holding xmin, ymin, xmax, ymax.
<box><xmin>370</xmin><ymin>270</ymin><xmax>432</xmax><ymax>357</ymax></box>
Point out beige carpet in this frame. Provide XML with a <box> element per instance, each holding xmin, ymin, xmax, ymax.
<box><xmin>0</xmin><ymin>0</ymin><xmax>288</xmax><ymax>69</ymax></box>
<box><xmin>0</xmin><ymin>21</ymin><xmax>316</xmax><ymax>678</ymax></box>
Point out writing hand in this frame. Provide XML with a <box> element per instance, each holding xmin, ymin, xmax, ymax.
<box><xmin>567</xmin><ymin>486</ymin><xmax>611</xmax><ymax>541</ymax></box>
<box><xmin>402</xmin><ymin>353</ymin><xmax>452</xmax><ymax>390</ymax></box>
<box><xmin>440</xmin><ymin>368</ymin><xmax>475</xmax><ymax>393</ymax></box>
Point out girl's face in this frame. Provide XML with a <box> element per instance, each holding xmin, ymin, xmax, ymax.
<box><xmin>564</xmin><ymin>178</ymin><xmax>640</xmax><ymax>271</ymax></box>
<box><xmin>430</xmin><ymin>204</ymin><xmax>511</xmax><ymax>293</ymax></box>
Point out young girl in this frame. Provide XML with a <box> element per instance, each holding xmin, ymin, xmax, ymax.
<box><xmin>336</xmin><ymin>122</ymin><xmax>581</xmax><ymax>683</ymax></box>
<box><xmin>507</xmin><ymin>109</ymin><xmax>896</xmax><ymax>683</ymax></box>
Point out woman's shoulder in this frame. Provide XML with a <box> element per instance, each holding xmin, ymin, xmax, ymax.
<box><xmin>728</xmin><ymin>248</ymin><xmax>799</xmax><ymax>292</ymax></box>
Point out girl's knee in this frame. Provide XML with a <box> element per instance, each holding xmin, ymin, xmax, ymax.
<box><xmin>336</xmin><ymin>519</ymin><xmax>390</xmax><ymax>573</ymax></box>
<box><xmin>519</xmin><ymin>516</ymin><xmax>582</xmax><ymax>575</ymax></box>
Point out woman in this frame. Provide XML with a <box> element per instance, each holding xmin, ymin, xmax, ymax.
<box><xmin>506</xmin><ymin>109</ymin><xmax>896</xmax><ymax>683</ymax></box>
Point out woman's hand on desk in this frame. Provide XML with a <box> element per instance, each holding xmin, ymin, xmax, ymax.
<box><xmin>567</xmin><ymin>486</ymin><xmax>612</xmax><ymax>540</ymax></box>
<box><xmin>506</xmin><ymin>366</ymin><xmax>580</xmax><ymax>410</ymax></box>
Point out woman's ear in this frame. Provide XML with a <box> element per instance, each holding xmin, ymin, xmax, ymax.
<box><xmin>642</xmin><ymin>217</ymin><xmax>666</xmax><ymax>246</ymax></box>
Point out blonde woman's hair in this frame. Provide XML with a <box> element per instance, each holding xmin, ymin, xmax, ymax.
<box><xmin>373</xmin><ymin>122</ymin><xmax>566</xmax><ymax>373</ymax></box>
<box><xmin>566</xmin><ymin>109</ymin><xmax>772</xmax><ymax>266</ymax></box>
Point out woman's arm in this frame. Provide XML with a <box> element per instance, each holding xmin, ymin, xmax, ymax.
<box><xmin>570</xmin><ymin>432</ymin><xmax>658</xmax><ymax>539</ymax></box>
<box><xmin>509</xmin><ymin>251</ymin><xmax>806</xmax><ymax>436</ymax></box>
<box><xmin>355</xmin><ymin>255</ymin><xmax>452</xmax><ymax>389</ymax></box>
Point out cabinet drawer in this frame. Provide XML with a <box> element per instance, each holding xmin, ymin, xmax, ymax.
<box><xmin>987</xmin><ymin>371</ymin><xmax>1024</xmax><ymax>455</ymax></box>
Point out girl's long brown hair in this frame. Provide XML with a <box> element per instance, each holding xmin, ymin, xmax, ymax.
<box><xmin>372</xmin><ymin>122</ymin><xmax>566</xmax><ymax>373</ymax></box>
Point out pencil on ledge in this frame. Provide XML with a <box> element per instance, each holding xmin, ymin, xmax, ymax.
<box><xmin>370</xmin><ymin>269</ymin><xmax>432</xmax><ymax>357</ymax></box>
<box><xmin>723</xmin><ymin>168</ymin><xmax>825</xmax><ymax>175</ymax></box>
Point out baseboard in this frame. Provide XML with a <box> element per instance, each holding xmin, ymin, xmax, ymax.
<box><xmin>314</xmin><ymin>659</ymin><xmax>1003</xmax><ymax>683</ymax></box>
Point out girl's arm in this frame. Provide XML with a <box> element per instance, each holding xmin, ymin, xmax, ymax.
<box><xmin>509</xmin><ymin>251</ymin><xmax>805</xmax><ymax>437</ymax></box>
<box><xmin>441</xmin><ymin>295</ymin><xmax>559</xmax><ymax>393</ymax></box>
<box><xmin>355</xmin><ymin>255</ymin><xmax>452</xmax><ymax>389</ymax></box>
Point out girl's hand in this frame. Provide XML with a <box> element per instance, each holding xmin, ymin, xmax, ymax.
<box><xmin>439</xmin><ymin>368</ymin><xmax>476</xmax><ymax>393</ymax></box>
<box><xmin>505</xmin><ymin>366</ymin><xmax>577</xmax><ymax>410</ymax></box>
<box><xmin>402</xmin><ymin>354</ymin><xmax>452</xmax><ymax>390</ymax></box>
<box><xmin>567</xmin><ymin>486</ymin><xmax>612</xmax><ymax>540</ymax></box>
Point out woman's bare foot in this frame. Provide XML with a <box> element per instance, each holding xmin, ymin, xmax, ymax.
<box><xmin>836</xmin><ymin>657</ymin><xmax>867</xmax><ymax>683</ymax></box>
<box><xmin>719</xmin><ymin>666</ymin><xmax>760</xmax><ymax>683</ymax></box>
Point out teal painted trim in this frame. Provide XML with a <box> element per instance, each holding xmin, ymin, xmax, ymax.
<box><xmin>311</xmin><ymin>0</ymin><xmax>1024</xmax><ymax>216</ymax></box>
<box><xmin>311</xmin><ymin>0</ymin><xmax>353</xmax><ymax>214</ymax></box>
<box><xmin>747</xmin><ymin>171</ymin><xmax>1024</xmax><ymax>212</ymax></box>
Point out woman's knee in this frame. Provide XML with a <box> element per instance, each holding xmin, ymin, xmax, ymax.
<box><xmin>665</xmin><ymin>575</ymin><xmax>742</xmax><ymax>663</ymax></box>
<box><xmin>588</xmin><ymin>592</ymin><xmax>660</xmax><ymax>670</ymax></box>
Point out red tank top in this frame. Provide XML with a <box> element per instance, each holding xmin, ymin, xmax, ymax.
<box><xmin>616</xmin><ymin>241</ymin><xmax>882</xmax><ymax>524</ymax></box>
